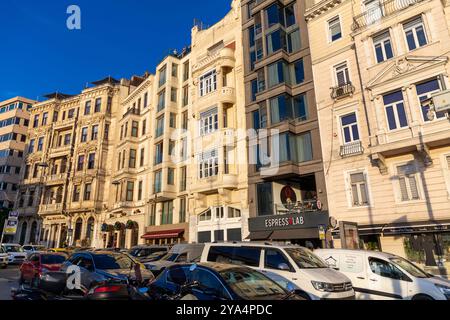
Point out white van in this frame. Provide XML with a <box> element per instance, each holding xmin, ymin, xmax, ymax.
<box><xmin>200</xmin><ymin>243</ymin><xmax>355</xmax><ymax>300</ymax></box>
<box><xmin>315</xmin><ymin>249</ymin><xmax>450</xmax><ymax>300</ymax></box>
<box><xmin>1</xmin><ymin>244</ymin><xmax>27</xmax><ymax>265</ymax></box>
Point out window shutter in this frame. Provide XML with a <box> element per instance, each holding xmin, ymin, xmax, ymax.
<box><xmin>399</xmin><ymin>177</ymin><xmax>409</xmax><ymax>201</ymax></box>
<box><xmin>352</xmin><ymin>185</ymin><xmax>359</xmax><ymax>205</ymax></box>
<box><xmin>360</xmin><ymin>183</ymin><xmax>369</xmax><ymax>205</ymax></box>
<box><xmin>409</xmin><ymin>176</ymin><xmax>420</xmax><ymax>200</ymax></box>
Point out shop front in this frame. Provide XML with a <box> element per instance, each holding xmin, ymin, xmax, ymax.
<box><xmin>247</xmin><ymin>211</ymin><xmax>331</xmax><ymax>249</ymax></box>
<box><xmin>141</xmin><ymin>223</ymin><xmax>189</xmax><ymax>245</ymax></box>
<box><xmin>333</xmin><ymin>219</ymin><xmax>450</xmax><ymax>278</ymax></box>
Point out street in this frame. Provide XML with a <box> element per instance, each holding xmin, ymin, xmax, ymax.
<box><xmin>0</xmin><ymin>266</ymin><xmax>19</xmax><ymax>300</ymax></box>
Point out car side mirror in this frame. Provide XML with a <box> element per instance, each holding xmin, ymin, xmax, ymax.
<box><xmin>278</xmin><ymin>263</ymin><xmax>290</xmax><ymax>271</ymax></box>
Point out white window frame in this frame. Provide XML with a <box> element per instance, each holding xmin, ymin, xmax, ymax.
<box><xmin>403</xmin><ymin>16</ymin><xmax>428</xmax><ymax>52</ymax></box>
<box><xmin>442</xmin><ymin>153</ymin><xmax>450</xmax><ymax>199</ymax></box>
<box><xmin>334</xmin><ymin>62</ymin><xmax>350</xmax><ymax>86</ymax></box>
<box><xmin>198</xmin><ymin>149</ymin><xmax>219</xmax><ymax>179</ymax></box>
<box><xmin>416</xmin><ymin>78</ymin><xmax>445</xmax><ymax>123</ymax></box>
<box><xmin>199</xmin><ymin>70</ymin><xmax>217</xmax><ymax>97</ymax></box>
<box><xmin>199</xmin><ymin>107</ymin><xmax>219</xmax><ymax>136</ymax></box>
<box><xmin>373</xmin><ymin>30</ymin><xmax>394</xmax><ymax>63</ymax></box>
<box><xmin>393</xmin><ymin>161</ymin><xmax>424</xmax><ymax>203</ymax></box>
<box><xmin>345</xmin><ymin>169</ymin><xmax>372</xmax><ymax>208</ymax></box>
<box><xmin>340</xmin><ymin>112</ymin><xmax>360</xmax><ymax>144</ymax></box>
<box><xmin>328</xmin><ymin>16</ymin><xmax>342</xmax><ymax>43</ymax></box>
<box><xmin>384</xmin><ymin>94</ymin><xmax>408</xmax><ymax>132</ymax></box>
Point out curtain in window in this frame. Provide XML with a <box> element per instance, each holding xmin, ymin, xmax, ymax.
<box><xmin>296</xmin><ymin>133</ymin><xmax>313</xmax><ymax>163</ymax></box>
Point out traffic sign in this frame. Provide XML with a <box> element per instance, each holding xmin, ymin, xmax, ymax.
<box><xmin>8</xmin><ymin>211</ymin><xmax>19</xmax><ymax>220</ymax></box>
<box><xmin>4</xmin><ymin>219</ymin><xmax>18</xmax><ymax>235</ymax></box>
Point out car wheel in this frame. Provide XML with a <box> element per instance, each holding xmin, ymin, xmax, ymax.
<box><xmin>412</xmin><ymin>294</ymin><xmax>434</xmax><ymax>301</ymax></box>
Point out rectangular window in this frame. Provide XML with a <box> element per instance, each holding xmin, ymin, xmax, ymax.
<box><xmin>182</xmin><ymin>111</ymin><xmax>188</xmax><ymax>130</ymax></box>
<box><xmin>341</xmin><ymin>113</ymin><xmax>360</xmax><ymax>143</ymax></box>
<box><xmin>168</xmin><ymin>140</ymin><xmax>175</xmax><ymax>157</ymax></box>
<box><xmin>84</xmin><ymin>101</ymin><xmax>91</xmax><ymax>115</ymax></box>
<box><xmin>129</xmin><ymin>149</ymin><xmax>137</xmax><ymax>168</ymax></box>
<box><xmin>257</xmin><ymin>183</ymin><xmax>273</xmax><ymax>216</ymax></box>
<box><xmin>200</xmin><ymin>107</ymin><xmax>219</xmax><ymax>136</ymax></box>
<box><xmin>84</xmin><ymin>183</ymin><xmax>92</xmax><ymax>201</ymax></box>
<box><xmin>183</xmin><ymin>86</ymin><xmax>189</xmax><ymax>106</ymax></box>
<box><xmin>144</xmin><ymin>92</ymin><xmax>148</xmax><ymax>108</ymax></box>
<box><xmin>140</xmin><ymin>148</ymin><xmax>145</xmax><ymax>167</ymax></box>
<box><xmin>328</xmin><ymin>16</ymin><xmax>342</xmax><ymax>42</ymax></box>
<box><xmin>156</xmin><ymin>116</ymin><xmax>165</xmax><ymax>138</ymax></box>
<box><xmin>157</xmin><ymin>90</ymin><xmax>166</xmax><ymax>112</ymax></box>
<box><xmin>171</xmin><ymin>87</ymin><xmax>177</xmax><ymax>102</ymax></box>
<box><xmin>183</xmin><ymin>61</ymin><xmax>190</xmax><ymax>81</ymax></box>
<box><xmin>28</xmin><ymin>139</ymin><xmax>35</xmax><ymax>153</ymax></box>
<box><xmin>169</xmin><ymin>113</ymin><xmax>177</xmax><ymax>128</ymax></box>
<box><xmin>37</xmin><ymin>137</ymin><xmax>44</xmax><ymax>151</ymax></box>
<box><xmin>335</xmin><ymin>62</ymin><xmax>350</xmax><ymax>86</ymax></box>
<box><xmin>42</xmin><ymin>112</ymin><xmax>48</xmax><ymax>126</ymax></box>
<box><xmin>95</xmin><ymin>98</ymin><xmax>102</xmax><ymax>113</ymax></box>
<box><xmin>126</xmin><ymin>182</ymin><xmax>134</xmax><ymax>202</ymax></box>
<box><xmin>404</xmin><ymin>16</ymin><xmax>428</xmax><ymax>51</ymax></box>
<box><xmin>161</xmin><ymin>201</ymin><xmax>173</xmax><ymax>225</ymax></box>
<box><xmin>81</xmin><ymin>127</ymin><xmax>88</xmax><ymax>142</ymax></box>
<box><xmin>73</xmin><ymin>185</ymin><xmax>80</xmax><ymax>202</ymax></box>
<box><xmin>155</xmin><ymin>143</ymin><xmax>163</xmax><ymax>165</ymax></box>
<box><xmin>154</xmin><ymin>170</ymin><xmax>162</xmax><ymax>193</ymax></box>
<box><xmin>64</xmin><ymin>134</ymin><xmax>71</xmax><ymax>146</ymax></box>
<box><xmin>77</xmin><ymin>155</ymin><xmax>85</xmax><ymax>171</ymax></box>
<box><xmin>33</xmin><ymin>115</ymin><xmax>39</xmax><ymax>128</ymax></box>
<box><xmin>131</xmin><ymin>121</ymin><xmax>139</xmax><ymax>137</ymax></box>
<box><xmin>416</xmin><ymin>78</ymin><xmax>446</xmax><ymax>121</ymax></box>
<box><xmin>397</xmin><ymin>164</ymin><xmax>420</xmax><ymax>201</ymax></box>
<box><xmin>179</xmin><ymin>198</ymin><xmax>187</xmax><ymax>223</ymax></box>
<box><xmin>172</xmin><ymin>63</ymin><xmax>178</xmax><ymax>77</ymax></box>
<box><xmin>199</xmin><ymin>70</ymin><xmax>217</xmax><ymax>97</ymax></box>
<box><xmin>168</xmin><ymin>168</ymin><xmax>175</xmax><ymax>185</ymax></box>
<box><xmin>142</xmin><ymin>119</ymin><xmax>147</xmax><ymax>136</ymax></box>
<box><xmin>268</xmin><ymin>60</ymin><xmax>289</xmax><ymax>88</ymax></box>
<box><xmin>266</xmin><ymin>29</ymin><xmax>285</xmax><ymax>55</ymax></box>
<box><xmin>138</xmin><ymin>181</ymin><xmax>143</xmax><ymax>201</ymax></box>
<box><xmin>350</xmin><ymin>172</ymin><xmax>369</xmax><ymax>206</ymax></box>
<box><xmin>293</xmin><ymin>59</ymin><xmax>305</xmax><ymax>84</ymax></box>
<box><xmin>383</xmin><ymin>91</ymin><xmax>408</xmax><ymax>130</ymax></box>
<box><xmin>68</xmin><ymin>109</ymin><xmax>75</xmax><ymax>119</ymax></box>
<box><xmin>180</xmin><ymin>166</ymin><xmax>187</xmax><ymax>192</ymax></box>
<box><xmin>198</xmin><ymin>149</ymin><xmax>219</xmax><ymax>179</ymax></box>
<box><xmin>159</xmin><ymin>66</ymin><xmax>167</xmax><ymax>87</ymax></box>
<box><xmin>88</xmin><ymin>153</ymin><xmax>95</xmax><ymax>170</ymax></box>
<box><xmin>373</xmin><ymin>31</ymin><xmax>394</xmax><ymax>63</ymax></box>
<box><xmin>251</xmin><ymin>79</ymin><xmax>258</xmax><ymax>102</ymax></box>
<box><xmin>91</xmin><ymin>125</ymin><xmax>99</xmax><ymax>141</ymax></box>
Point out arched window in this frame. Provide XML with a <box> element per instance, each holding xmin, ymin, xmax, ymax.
<box><xmin>19</xmin><ymin>222</ymin><xmax>28</xmax><ymax>245</ymax></box>
<box><xmin>29</xmin><ymin>221</ymin><xmax>38</xmax><ymax>245</ymax></box>
<box><xmin>74</xmin><ymin>218</ymin><xmax>83</xmax><ymax>241</ymax></box>
<box><xmin>86</xmin><ymin>217</ymin><xmax>95</xmax><ymax>241</ymax></box>
<box><xmin>56</xmin><ymin>187</ymin><xmax>63</xmax><ymax>204</ymax></box>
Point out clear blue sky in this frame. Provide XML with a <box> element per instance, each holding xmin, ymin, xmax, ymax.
<box><xmin>0</xmin><ymin>0</ymin><xmax>231</xmax><ymax>101</ymax></box>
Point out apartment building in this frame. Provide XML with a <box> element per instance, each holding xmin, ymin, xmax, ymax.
<box><xmin>242</xmin><ymin>0</ymin><xmax>329</xmax><ymax>247</ymax></box>
<box><xmin>16</xmin><ymin>78</ymin><xmax>131</xmax><ymax>249</ymax></box>
<box><xmin>306</xmin><ymin>0</ymin><xmax>450</xmax><ymax>274</ymax></box>
<box><xmin>0</xmin><ymin>97</ymin><xmax>34</xmax><ymax>244</ymax></box>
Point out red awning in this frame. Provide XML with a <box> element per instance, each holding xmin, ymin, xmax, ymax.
<box><xmin>141</xmin><ymin>229</ymin><xmax>185</xmax><ymax>240</ymax></box>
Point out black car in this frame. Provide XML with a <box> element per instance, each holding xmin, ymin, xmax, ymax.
<box><xmin>128</xmin><ymin>246</ymin><xmax>170</xmax><ymax>262</ymax></box>
<box><xmin>60</xmin><ymin>251</ymin><xmax>155</xmax><ymax>292</ymax></box>
<box><xmin>148</xmin><ymin>263</ymin><xmax>304</xmax><ymax>301</ymax></box>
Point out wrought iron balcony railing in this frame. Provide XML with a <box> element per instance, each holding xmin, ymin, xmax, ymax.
<box><xmin>340</xmin><ymin>141</ymin><xmax>364</xmax><ymax>158</ymax></box>
<box><xmin>352</xmin><ymin>0</ymin><xmax>425</xmax><ymax>31</ymax></box>
<box><xmin>331</xmin><ymin>82</ymin><xmax>356</xmax><ymax>99</ymax></box>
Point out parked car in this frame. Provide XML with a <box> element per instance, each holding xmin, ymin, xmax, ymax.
<box><xmin>144</xmin><ymin>244</ymin><xmax>205</xmax><ymax>277</ymax></box>
<box><xmin>129</xmin><ymin>246</ymin><xmax>170</xmax><ymax>262</ymax></box>
<box><xmin>48</xmin><ymin>248</ymin><xmax>71</xmax><ymax>255</ymax></box>
<box><xmin>140</xmin><ymin>251</ymin><xmax>169</xmax><ymax>264</ymax></box>
<box><xmin>0</xmin><ymin>246</ymin><xmax>8</xmax><ymax>268</ymax></box>
<box><xmin>200</xmin><ymin>243</ymin><xmax>355</xmax><ymax>300</ymax></box>
<box><xmin>19</xmin><ymin>253</ymin><xmax>68</xmax><ymax>287</ymax></box>
<box><xmin>22</xmin><ymin>245</ymin><xmax>46</xmax><ymax>257</ymax></box>
<box><xmin>315</xmin><ymin>249</ymin><xmax>450</xmax><ymax>300</ymax></box>
<box><xmin>149</xmin><ymin>263</ymin><xmax>305</xmax><ymax>301</ymax></box>
<box><xmin>1</xmin><ymin>244</ymin><xmax>27</xmax><ymax>265</ymax></box>
<box><xmin>60</xmin><ymin>251</ymin><xmax>155</xmax><ymax>292</ymax></box>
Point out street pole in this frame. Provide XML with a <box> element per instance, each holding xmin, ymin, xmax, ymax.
<box><xmin>0</xmin><ymin>221</ymin><xmax>6</xmax><ymax>246</ymax></box>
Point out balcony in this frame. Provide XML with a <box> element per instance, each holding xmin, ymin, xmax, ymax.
<box><xmin>220</xmin><ymin>87</ymin><xmax>236</xmax><ymax>104</ymax></box>
<box><xmin>39</xmin><ymin>203</ymin><xmax>63</xmax><ymax>215</ymax></box>
<box><xmin>352</xmin><ymin>0</ymin><xmax>425</xmax><ymax>32</ymax></box>
<box><xmin>331</xmin><ymin>83</ymin><xmax>356</xmax><ymax>100</ymax></box>
<box><xmin>340</xmin><ymin>141</ymin><xmax>364</xmax><ymax>158</ymax></box>
<box><xmin>275</xmin><ymin>200</ymin><xmax>324</xmax><ymax>215</ymax></box>
<box><xmin>45</xmin><ymin>173</ymin><xmax>67</xmax><ymax>185</ymax></box>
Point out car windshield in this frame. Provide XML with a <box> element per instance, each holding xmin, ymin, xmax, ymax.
<box><xmin>161</xmin><ymin>253</ymin><xmax>179</xmax><ymax>262</ymax></box>
<box><xmin>92</xmin><ymin>254</ymin><xmax>134</xmax><ymax>270</ymax></box>
<box><xmin>285</xmin><ymin>248</ymin><xmax>328</xmax><ymax>269</ymax></box>
<box><xmin>3</xmin><ymin>245</ymin><xmax>23</xmax><ymax>253</ymax></box>
<box><xmin>220</xmin><ymin>268</ymin><xmax>286</xmax><ymax>300</ymax></box>
<box><xmin>390</xmin><ymin>257</ymin><xmax>430</xmax><ymax>279</ymax></box>
<box><xmin>41</xmin><ymin>255</ymin><xmax>66</xmax><ymax>265</ymax></box>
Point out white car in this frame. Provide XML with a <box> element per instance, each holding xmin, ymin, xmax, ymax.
<box><xmin>315</xmin><ymin>249</ymin><xmax>450</xmax><ymax>300</ymax></box>
<box><xmin>0</xmin><ymin>246</ymin><xmax>8</xmax><ymax>268</ymax></box>
<box><xmin>22</xmin><ymin>245</ymin><xmax>46</xmax><ymax>257</ymax></box>
<box><xmin>200</xmin><ymin>242</ymin><xmax>355</xmax><ymax>300</ymax></box>
<box><xmin>1</xmin><ymin>244</ymin><xmax>27</xmax><ymax>265</ymax></box>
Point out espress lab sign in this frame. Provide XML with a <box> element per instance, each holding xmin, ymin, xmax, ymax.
<box><xmin>264</xmin><ymin>216</ymin><xmax>305</xmax><ymax>228</ymax></box>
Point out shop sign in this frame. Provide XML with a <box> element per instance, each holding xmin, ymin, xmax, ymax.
<box><xmin>4</xmin><ymin>219</ymin><xmax>18</xmax><ymax>235</ymax></box>
<box><xmin>249</xmin><ymin>212</ymin><xmax>330</xmax><ymax>232</ymax></box>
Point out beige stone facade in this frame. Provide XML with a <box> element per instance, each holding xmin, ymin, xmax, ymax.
<box><xmin>0</xmin><ymin>97</ymin><xmax>35</xmax><ymax>244</ymax></box>
<box><xmin>306</xmin><ymin>0</ymin><xmax>450</xmax><ymax>275</ymax></box>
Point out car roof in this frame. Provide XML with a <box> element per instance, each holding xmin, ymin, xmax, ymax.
<box><xmin>1</xmin><ymin>243</ymin><xmax>21</xmax><ymax>246</ymax></box>
<box><xmin>315</xmin><ymin>248</ymin><xmax>398</xmax><ymax>259</ymax></box>
<box><xmin>172</xmin><ymin>262</ymin><xmax>253</xmax><ymax>273</ymax></box>
<box><xmin>205</xmin><ymin>242</ymin><xmax>307</xmax><ymax>249</ymax></box>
